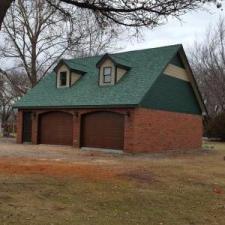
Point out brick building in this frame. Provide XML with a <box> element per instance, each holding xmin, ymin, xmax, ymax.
<box><xmin>14</xmin><ymin>44</ymin><xmax>206</xmax><ymax>153</ymax></box>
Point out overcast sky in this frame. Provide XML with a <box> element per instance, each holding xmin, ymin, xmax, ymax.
<box><xmin>119</xmin><ymin>6</ymin><xmax>224</xmax><ymax>53</ymax></box>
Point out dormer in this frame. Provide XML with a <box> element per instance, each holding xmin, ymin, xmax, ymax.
<box><xmin>54</xmin><ymin>59</ymin><xmax>85</xmax><ymax>88</ymax></box>
<box><xmin>96</xmin><ymin>54</ymin><xmax>130</xmax><ymax>86</ymax></box>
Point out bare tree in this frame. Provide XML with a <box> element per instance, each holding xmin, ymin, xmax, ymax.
<box><xmin>0</xmin><ymin>0</ymin><xmax>223</xmax><ymax>31</ymax></box>
<box><xmin>0</xmin><ymin>69</ymin><xmax>30</xmax><ymax>96</ymax></box>
<box><xmin>0</xmin><ymin>67</ymin><xmax>31</xmax><ymax>136</ymax></box>
<box><xmin>0</xmin><ymin>72</ymin><xmax>16</xmax><ymax>136</ymax></box>
<box><xmin>50</xmin><ymin>0</ymin><xmax>223</xmax><ymax>28</ymax></box>
<box><xmin>0</xmin><ymin>0</ymin><xmax>13</xmax><ymax>30</ymax></box>
<box><xmin>190</xmin><ymin>17</ymin><xmax>225</xmax><ymax>117</ymax></box>
<box><xmin>0</xmin><ymin>0</ymin><xmax>121</xmax><ymax>88</ymax></box>
<box><xmin>0</xmin><ymin>0</ymin><xmax>82</xmax><ymax>87</ymax></box>
<box><xmin>70</xmin><ymin>9</ymin><xmax>120</xmax><ymax>57</ymax></box>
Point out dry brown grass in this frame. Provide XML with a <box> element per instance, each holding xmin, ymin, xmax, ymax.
<box><xmin>0</xmin><ymin>141</ymin><xmax>224</xmax><ymax>225</ymax></box>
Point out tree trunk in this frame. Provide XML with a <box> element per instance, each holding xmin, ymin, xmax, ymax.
<box><xmin>0</xmin><ymin>0</ymin><xmax>13</xmax><ymax>30</ymax></box>
<box><xmin>31</xmin><ymin>40</ymin><xmax>37</xmax><ymax>87</ymax></box>
<box><xmin>1</xmin><ymin>113</ymin><xmax>9</xmax><ymax>137</ymax></box>
<box><xmin>2</xmin><ymin>122</ymin><xmax>10</xmax><ymax>137</ymax></box>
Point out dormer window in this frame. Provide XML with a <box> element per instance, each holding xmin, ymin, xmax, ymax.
<box><xmin>96</xmin><ymin>54</ymin><xmax>130</xmax><ymax>86</ymax></box>
<box><xmin>60</xmin><ymin>71</ymin><xmax>67</xmax><ymax>86</ymax></box>
<box><xmin>54</xmin><ymin>59</ymin><xmax>86</xmax><ymax>88</ymax></box>
<box><xmin>103</xmin><ymin>67</ymin><xmax>112</xmax><ymax>83</ymax></box>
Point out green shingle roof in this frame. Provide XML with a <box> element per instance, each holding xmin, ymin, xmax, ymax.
<box><xmin>14</xmin><ymin>44</ymin><xmax>182</xmax><ymax>109</ymax></box>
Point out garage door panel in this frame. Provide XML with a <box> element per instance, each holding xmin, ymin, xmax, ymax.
<box><xmin>81</xmin><ymin>112</ymin><xmax>124</xmax><ymax>150</ymax></box>
<box><xmin>39</xmin><ymin>112</ymin><xmax>73</xmax><ymax>146</ymax></box>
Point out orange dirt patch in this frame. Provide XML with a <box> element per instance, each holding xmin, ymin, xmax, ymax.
<box><xmin>0</xmin><ymin>158</ymin><xmax>119</xmax><ymax>181</ymax></box>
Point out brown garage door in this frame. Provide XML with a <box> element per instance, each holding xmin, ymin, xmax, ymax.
<box><xmin>81</xmin><ymin>112</ymin><xmax>124</xmax><ymax>150</ymax></box>
<box><xmin>39</xmin><ymin>112</ymin><xmax>73</xmax><ymax>146</ymax></box>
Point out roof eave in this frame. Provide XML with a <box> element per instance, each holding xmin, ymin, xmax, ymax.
<box><xmin>14</xmin><ymin>104</ymin><xmax>138</xmax><ymax>110</ymax></box>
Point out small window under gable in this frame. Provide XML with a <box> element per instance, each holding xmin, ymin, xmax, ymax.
<box><xmin>60</xmin><ymin>71</ymin><xmax>67</xmax><ymax>87</ymax></box>
<box><xmin>96</xmin><ymin>54</ymin><xmax>130</xmax><ymax>86</ymax></box>
<box><xmin>103</xmin><ymin>67</ymin><xmax>112</xmax><ymax>83</ymax></box>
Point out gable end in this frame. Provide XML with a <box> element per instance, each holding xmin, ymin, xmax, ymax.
<box><xmin>140</xmin><ymin>50</ymin><xmax>205</xmax><ymax>115</ymax></box>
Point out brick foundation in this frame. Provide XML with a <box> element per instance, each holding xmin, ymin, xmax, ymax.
<box><xmin>16</xmin><ymin>107</ymin><xmax>202</xmax><ymax>153</ymax></box>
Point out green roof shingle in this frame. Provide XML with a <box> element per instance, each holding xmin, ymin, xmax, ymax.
<box><xmin>14</xmin><ymin>44</ymin><xmax>181</xmax><ymax>108</ymax></box>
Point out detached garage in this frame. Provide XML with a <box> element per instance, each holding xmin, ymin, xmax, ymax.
<box><xmin>15</xmin><ymin>45</ymin><xmax>205</xmax><ymax>153</ymax></box>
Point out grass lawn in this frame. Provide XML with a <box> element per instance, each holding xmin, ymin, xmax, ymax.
<box><xmin>0</xmin><ymin>142</ymin><xmax>225</xmax><ymax>225</ymax></box>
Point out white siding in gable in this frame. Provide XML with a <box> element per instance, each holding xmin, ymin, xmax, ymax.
<box><xmin>116</xmin><ymin>67</ymin><xmax>127</xmax><ymax>82</ymax></box>
<box><xmin>164</xmin><ymin>64</ymin><xmax>189</xmax><ymax>82</ymax></box>
<box><xmin>71</xmin><ymin>72</ymin><xmax>81</xmax><ymax>86</ymax></box>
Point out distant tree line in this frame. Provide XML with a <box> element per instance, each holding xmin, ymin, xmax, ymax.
<box><xmin>190</xmin><ymin>17</ymin><xmax>225</xmax><ymax>139</ymax></box>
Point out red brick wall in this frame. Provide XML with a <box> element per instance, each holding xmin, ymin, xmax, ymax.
<box><xmin>16</xmin><ymin>108</ymin><xmax>202</xmax><ymax>153</ymax></box>
<box><xmin>126</xmin><ymin>108</ymin><xmax>203</xmax><ymax>153</ymax></box>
